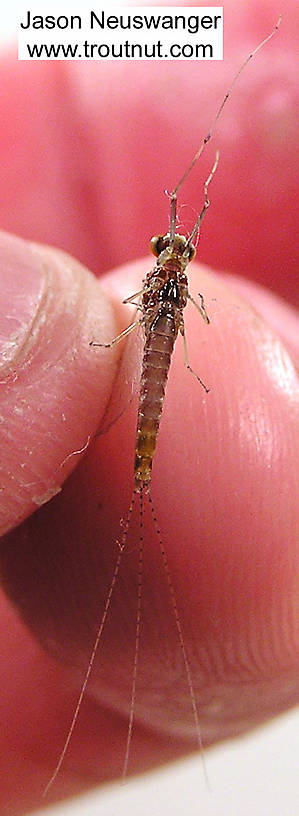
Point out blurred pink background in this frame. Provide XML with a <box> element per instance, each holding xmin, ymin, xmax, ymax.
<box><xmin>0</xmin><ymin>0</ymin><xmax>298</xmax><ymax>304</ymax></box>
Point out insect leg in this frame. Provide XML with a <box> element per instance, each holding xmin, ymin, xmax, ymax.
<box><xmin>181</xmin><ymin>321</ymin><xmax>209</xmax><ymax>393</ymax></box>
<box><xmin>185</xmin><ymin>151</ymin><xmax>219</xmax><ymax>250</ymax></box>
<box><xmin>89</xmin><ymin>319</ymin><xmax>141</xmax><ymax>349</ymax></box>
<box><xmin>125</xmin><ymin>302</ymin><xmax>143</xmax><ymax>311</ymax></box>
<box><xmin>123</xmin><ymin>289</ymin><xmax>144</xmax><ymax>304</ymax></box>
<box><xmin>170</xmin><ymin>16</ymin><xmax>281</xmax><ymax>198</ymax></box>
<box><xmin>188</xmin><ymin>292</ymin><xmax>210</xmax><ymax>325</ymax></box>
<box><xmin>169</xmin><ymin>193</ymin><xmax>178</xmax><ymax>244</ymax></box>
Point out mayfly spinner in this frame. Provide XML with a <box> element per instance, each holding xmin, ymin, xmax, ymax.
<box><xmin>45</xmin><ymin>17</ymin><xmax>281</xmax><ymax>795</ymax></box>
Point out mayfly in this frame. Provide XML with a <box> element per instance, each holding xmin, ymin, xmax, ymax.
<box><xmin>44</xmin><ymin>17</ymin><xmax>281</xmax><ymax>795</ymax></box>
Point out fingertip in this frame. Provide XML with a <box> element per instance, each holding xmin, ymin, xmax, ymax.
<box><xmin>1</xmin><ymin>254</ymin><xmax>297</xmax><ymax>779</ymax></box>
<box><xmin>0</xmin><ymin>232</ymin><xmax>118</xmax><ymax>534</ymax></box>
<box><xmin>223</xmin><ymin>273</ymin><xmax>299</xmax><ymax>361</ymax></box>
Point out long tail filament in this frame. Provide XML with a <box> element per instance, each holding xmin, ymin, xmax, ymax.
<box><xmin>43</xmin><ymin>492</ymin><xmax>136</xmax><ymax>797</ymax></box>
<box><xmin>122</xmin><ymin>487</ymin><xmax>144</xmax><ymax>779</ymax></box>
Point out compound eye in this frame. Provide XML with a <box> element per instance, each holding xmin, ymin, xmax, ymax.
<box><xmin>150</xmin><ymin>236</ymin><xmax>160</xmax><ymax>256</ymax></box>
<box><xmin>188</xmin><ymin>244</ymin><xmax>196</xmax><ymax>261</ymax></box>
<box><xmin>150</xmin><ymin>235</ymin><xmax>169</xmax><ymax>257</ymax></box>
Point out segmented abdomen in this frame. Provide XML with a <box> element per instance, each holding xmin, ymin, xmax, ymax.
<box><xmin>134</xmin><ymin>313</ymin><xmax>178</xmax><ymax>490</ymax></box>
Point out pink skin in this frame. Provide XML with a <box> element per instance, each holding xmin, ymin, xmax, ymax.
<box><xmin>0</xmin><ymin>1</ymin><xmax>298</xmax><ymax>812</ymax></box>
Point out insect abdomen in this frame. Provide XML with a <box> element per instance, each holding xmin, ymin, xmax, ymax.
<box><xmin>134</xmin><ymin>314</ymin><xmax>177</xmax><ymax>490</ymax></box>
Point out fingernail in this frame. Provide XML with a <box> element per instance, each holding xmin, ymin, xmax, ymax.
<box><xmin>0</xmin><ymin>232</ymin><xmax>47</xmax><ymax>370</ymax></box>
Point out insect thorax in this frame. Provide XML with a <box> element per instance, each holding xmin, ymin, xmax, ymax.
<box><xmin>142</xmin><ymin>231</ymin><xmax>194</xmax><ymax>319</ymax></box>
<box><xmin>143</xmin><ymin>257</ymin><xmax>189</xmax><ymax>324</ymax></box>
